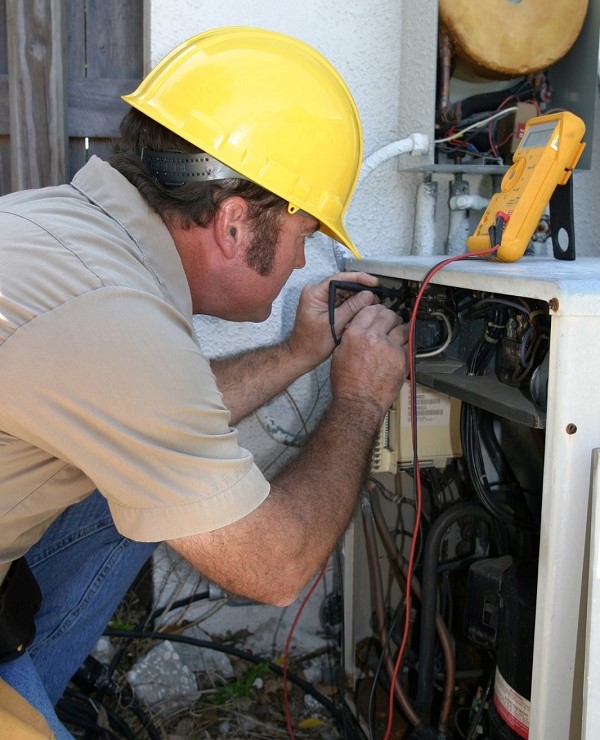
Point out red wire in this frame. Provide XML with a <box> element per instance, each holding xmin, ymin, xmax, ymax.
<box><xmin>382</xmin><ymin>247</ymin><xmax>499</xmax><ymax>740</ymax></box>
<box><xmin>283</xmin><ymin>559</ymin><xmax>329</xmax><ymax>739</ymax></box>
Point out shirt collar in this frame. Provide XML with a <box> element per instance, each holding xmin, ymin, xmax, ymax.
<box><xmin>71</xmin><ymin>156</ymin><xmax>193</xmax><ymax>321</ymax></box>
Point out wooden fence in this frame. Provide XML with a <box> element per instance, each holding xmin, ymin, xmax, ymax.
<box><xmin>0</xmin><ymin>0</ymin><xmax>143</xmax><ymax>195</ymax></box>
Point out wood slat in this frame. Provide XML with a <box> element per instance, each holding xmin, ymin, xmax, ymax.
<box><xmin>66</xmin><ymin>0</ymin><xmax>85</xmax><ymax>76</ymax></box>
<box><xmin>86</xmin><ymin>0</ymin><xmax>143</xmax><ymax>78</ymax></box>
<box><xmin>67</xmin><ymin>77</ymin><xmax>141</xmax><ymax>137</ymax></box>
<box><xmin>0</xmin><ymin>137</ymin><xmax>10</xmax><ymax>195</ymax></box>
<box><xmin>6</xmin><ymin>0</ymin><xmax>67</xmax><ymax>189</ymax></box>
<box><xmin>0</xmin><ymin>76</ymin><xmax>8</xmax><ymax>133</ymax></box>
<box><xmin>0</xmin><ymin>0</ymin><xmax>143</xmax><ymax>190</ymax></box>
<box><xmin>0</xmin><ymin>1</ymin><xmax>6</xmax><ymax>72</ymax></box>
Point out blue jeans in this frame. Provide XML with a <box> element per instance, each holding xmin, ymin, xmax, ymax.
<box><xmin>0</xmin><ymin>491</ymin><xmax>158</xmax><ymax>739</ymax></box>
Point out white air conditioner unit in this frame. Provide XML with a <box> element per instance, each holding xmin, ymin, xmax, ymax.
<box><xmin>343</xmin><ymin>255</ymin><xmax>600</xmax><ymax>740</ymax></box>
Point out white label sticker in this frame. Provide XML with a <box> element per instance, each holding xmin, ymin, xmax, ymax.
<box><xmin>402</xmin><ymin>386</ymin><xmax>452</xmax><ymax>426</ymax></box>
<box><xmin>493</xmin><ymin>666</ymin><xmax>530</xmax><ymax>738</ymax></box>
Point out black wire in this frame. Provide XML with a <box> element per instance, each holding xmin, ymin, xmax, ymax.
<box><xmin>461</xmin><ymin>402</ymin><xmax>535</xmax><ymax>533</ymax></box>
<box><xmin>103</xmin><ymin>628</ymin><xmax>351</xmax><ymax>732</ymax></box>
<box><xmin>464</xmin><ymin>306</ymin><xmax>505</xmax><ymax>375</ymax></box>
<box><xmin>465</xmin><ymin>670</ymin><xmax>494</xmax><ymax>740</ymax></box>
<box><xmin>69</xmin><ymin>588</ymin><xmax>354</xmax><ymax>739</ymax></box>
<box><xmin>88</xmin><ymin>589</ymin><xmax>210</xmax><ymax>735</ymax></box>
<box><xmin>105</xmin><ymin>589</ymin><xmax>210</xmax><ymax>684</ymax></box>
<box><xmin>440</xmin><ymin>571</ymin><xmax>453</xmax><ymax>633</ymax></box>
<box><xmin>60</xmin><ymin>659</ymin><xmax>162</xmax><ymax>740</ymax></box>
<box><xmin>458</xmin><ymin>302</ymin><xmax>526</xmax><ymax>529</ymax></box>
<box><xmin>437</xmin><ymin>75</ymin><xmax>545</xmax><ymax>160</ymax></box>
<box><xmin>58</xmin><ymin>687</ymin><xmax>134</xmax><ymax>739</ymax></box>
<box><xmin>122</xmin><ymin>700</ymin><xmax>161</xmax><ymax>740</ymax></box>
<box><xmin>372</xmin><ymin>487</ymin><xmax>428</xmax><ymax>571</ymax></box>
<box><xmin>421</xmin><ymin>467</ymin><xmax>443</xmax><ymax>513</ymax></box>
<box><xmin>148</xmin><ymin>589</ymin><xmax>210</xmax><ymax>625</ymax></box>
<box><xmin>461</xmin><ymin>404</ymin><xmax>510</xmax><ymax>525</ymax></box>
<box><xmin>409</xmin><ymin>258</ymin><xmax>466</xmax><ymax>465</ymax></box>
<box><xmin>366</xmin><ymin>603</ymin><xmax>403</xmax><ymax>740</ymax></box>
<box><xmin>65</xmin><ymin>588</ymin><xmax>350</xmax><ymax>739</ymax></box>
<box><xmin>477</xmin><ymin>412</ymin><xmax>537</xmax><ymax>530</ymax></box>
<box><xmin>333</xmin><ymin>545</ymin><xmax>354</xmax><ymax>740</ymax></box>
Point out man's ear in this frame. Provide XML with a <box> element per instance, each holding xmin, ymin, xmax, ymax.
<box><xmin>214</xmin><ymin>196</ymin><xmax>251</xmax><ymax>258</ymax></box>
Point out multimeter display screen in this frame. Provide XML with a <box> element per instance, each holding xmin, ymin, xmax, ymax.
<box><xmin>520</xmin><ymin>124</ymin><xmax>556</xmax><ymax>150</ymax></box>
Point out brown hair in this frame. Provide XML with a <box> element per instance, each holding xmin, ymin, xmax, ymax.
<box><xmin>108</xmin><ymin>109</ymin><xmax>287</xmax><ymax>274</ymax></box>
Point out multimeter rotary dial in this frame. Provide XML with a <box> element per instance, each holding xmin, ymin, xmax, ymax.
<box><xmin>500</xmin><ymin>158</ymin><xmax>526</xmax><ymax>193</ymax></box>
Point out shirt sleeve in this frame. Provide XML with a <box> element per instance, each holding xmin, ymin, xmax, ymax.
<box><xmin>0</xmin><ymin>288</ymin><xmax>270</xmax><ymax>541</ymax></box>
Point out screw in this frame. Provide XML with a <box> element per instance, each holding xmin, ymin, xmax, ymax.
<box><xmin>566</xmin><ymin>423</ymin><xmax>577</xmax><ymax>435</ymax></box>
<box><xmin>549</xmin><ymin>298</ymin><xmax>559</xmax><ymax>312</ymax></box>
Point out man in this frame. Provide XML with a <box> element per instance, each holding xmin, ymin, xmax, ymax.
<box><xmin>0</xmin><ymin>27</ymin><xmax>408</xmax><ymax>737</ymax></box>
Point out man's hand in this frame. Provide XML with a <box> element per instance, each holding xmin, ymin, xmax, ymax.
<box><xmin>285</xmin><ymin>271</ymin><xmax>384</xmax><ymax>371</ymax></box>
<box><xmin>331</xmin><ymin>302</ymin><xmax>409</xmax><ymax>421</ymax></box>
<box><xmin>211</xmin><ymin>271</ymin><xmax>408</xmax><ymax>425</ymax></box>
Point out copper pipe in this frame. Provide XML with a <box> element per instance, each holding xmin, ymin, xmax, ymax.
<box><xmin>370</xmin><ymin>489</ymin><xmax>456</xmax><ymax>734</ymax></box>
<box><xmin>360</xmin><ymin>493</ymin><xmax>422</xmax><ymax>728</ymax></box>
<box><xmin>437</xmin><ymin>25</ymin><xmax>454</xmax><ymax>121</ymax></box>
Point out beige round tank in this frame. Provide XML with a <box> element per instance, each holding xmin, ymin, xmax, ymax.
<box><xmin>439</xmin><ymin>0</ymin><xmax>589</xmax><ymax>79</ymax></box>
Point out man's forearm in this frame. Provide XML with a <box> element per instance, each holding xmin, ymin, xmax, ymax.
<box><xmin>168</xmin><ymin>395</ymin><xmax>386</xmax><ymax>606</ymax></box>
<box><xmin>264</xmin><ymin>396</ymin><xmax>386</xmax><ymax>595</ymax></box>
<box><xmin>210</xmin><ymin>340</ymin><xmax>313</xmax><ymax>424</ymax></box>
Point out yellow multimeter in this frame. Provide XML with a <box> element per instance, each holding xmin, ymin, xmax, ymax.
<box><xmin>467</xmin><ymin>111</ymin><xmax>586</xmax><ymax>262</ymax></box>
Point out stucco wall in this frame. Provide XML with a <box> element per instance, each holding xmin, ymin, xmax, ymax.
<box><xmin>146</xmin><ymin>0</ymin><xmax>600</xmax><ymax>472</ymax></box>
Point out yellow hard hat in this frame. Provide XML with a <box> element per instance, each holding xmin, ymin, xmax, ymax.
<box><xmin>122</xmin><ymin>27</ymin><xmax>363</xmax><ymax>258</ymax></box>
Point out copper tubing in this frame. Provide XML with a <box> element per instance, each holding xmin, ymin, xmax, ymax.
<box><xmin>360</xmin><ymin>494</ymin><xmax>422</xmax><ymax>728</ymax></box>
<box><xmin>415</xmin><ymin>500</ymin><xmax>499</xmax><ymax>723</ymax></box>
<box><xmin>437</xmin><ymin>26</ymin><xmax>454</xmax><ymax>123</ymax></box>
<box><xmin>369</xmin><ymin>489</ymin><xmax>456</xmax><ymax>734</ymax></box>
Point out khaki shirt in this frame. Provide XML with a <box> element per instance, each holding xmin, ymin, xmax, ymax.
<box><xmin>0</xmin><ymin>157</ymin><xmax>269</xmax><ymax>571</ymax></box>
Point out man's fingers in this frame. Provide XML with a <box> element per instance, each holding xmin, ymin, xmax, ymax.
<box><xmin>343</xmin><ymin>303</ymin><xmax>404</xmax><ymax>337</ymax></box>
<box><xmin>335</xmin><ymin>287</ymin><xmax>378</xmax><ymax>313</ymax></box>
<box><xmin>312</xmin><ymin>271</ymin><xmax>379</xmax><ymax>304</ymax></box>
<box><xmin>329</xmin><ymin>271</ymin><xmax>379</xmax><ymax>288</ymax></box>
<box><xmin>388</xmin><ymin>322</ymin><xmax>410</xmax><ymax>345</ymax></box>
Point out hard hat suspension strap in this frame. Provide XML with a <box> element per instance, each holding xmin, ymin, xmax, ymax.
<box><xmin>140</xmin><ymin>149</ymin><xmax>249</xmax><ymax>187</ymax></box>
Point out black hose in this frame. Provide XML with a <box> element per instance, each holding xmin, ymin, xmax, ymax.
<box><xmin>369</xmin><ymin>490</ymin><xmax>456</xmax><ymax>734</ymax></box>
<box><xmin>414</xmin><ymin>501</ymin><xmax>499</xmax><ymax>715</ymax></box>
<box><xmin>477</xmin><ymin>411</ymin><xmax>537</xmax><ymax>531</ymax></box>
<box><xmin>461</xmin><ymin>404</ymin><xmax>518</xmax><ymax>532</ymax></box>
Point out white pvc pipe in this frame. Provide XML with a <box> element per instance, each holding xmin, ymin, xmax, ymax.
<box><xmin>448</xmin><ymin>194</ymin><xmax>490</xmax><ymax>211</ymax></box>
<box><xmin>333</xmin><ymin>132</ymin><xmax>431</xmax><ymax>267</ymax></box>
<box><xmin>358</xmin><ymin>132</ymin><xmax>430</xmax><ymax>184</ymax></box>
